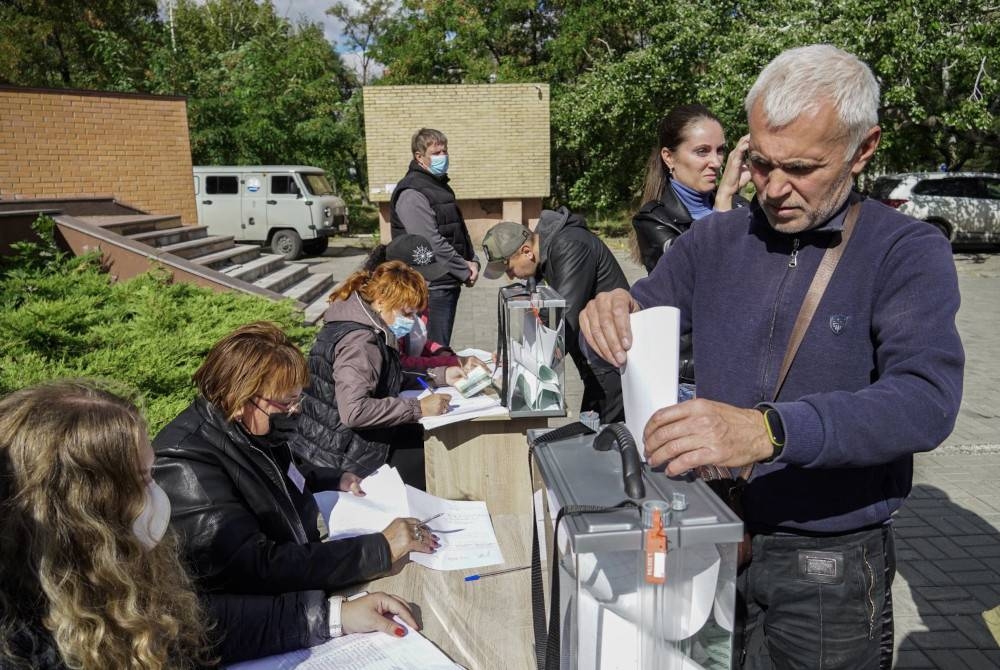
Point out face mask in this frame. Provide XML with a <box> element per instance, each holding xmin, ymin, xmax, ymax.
<box><xmin>132</xmin><ymin>480</ymin><xmax>171</xmax><ymax>550</ymax></box>
<box><xmin>388</xmin><ymin>314</ymin><xmax>416</xmax><ymax>339</ymax></box>
<box><xmin>260</xmin><ymin>411</ymin><xmax>300</xmax><ymax>448</ymax></box>
<box><xmin>428</xmin><ymin>154</ymin><xmax>449</xmax><ymax>176</ymax></box>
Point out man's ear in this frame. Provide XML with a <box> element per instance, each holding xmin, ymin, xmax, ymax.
<box><xmin>850</xmin><ymin>125</ymin><xmax>881</xmax><ymax>176</ymax></box>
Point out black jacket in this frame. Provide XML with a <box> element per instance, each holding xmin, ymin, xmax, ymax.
<box><xmin>535</xmin><ymin>207</ymin><xmax>630</xmax><ymax>365</ymax></box>
<box><xmin>632</xmin><ymin>182</ymin><xmax>749</xmax><ymax>272</ymax></box>
<box><xmin>152</xmin><ymin>398</ymin><xmax>392</xmax><ymax>663</ymax></box>
<box><xmin>389</xmin><ymin>160</ymin><xmax>474</xmax><ymax>288</ymax></box>
<box><xmin>631</xmin><ymin>184</ymin><xmax>748</xmax><ymax>381</ymax></box>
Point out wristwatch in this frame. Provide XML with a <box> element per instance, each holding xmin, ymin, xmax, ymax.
<box><xmin>328</xmin><ymin>596</ymin><xmax>345</xmax><ymax>638</ymax></box>
<box><xmin>759</xmin><ymin>407</ymin><xmax>786</xmax><ymax>463</ymax></box>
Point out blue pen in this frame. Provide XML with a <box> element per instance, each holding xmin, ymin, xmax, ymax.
<box><xmin>415</xmin><ymin>376</ymin><xmax>433</xmax><ymax>394</ymax></box>
<box><xmin>464</xmin><ymin>565</ymin><xmax>530</xmax><ymax>582</ymax></box>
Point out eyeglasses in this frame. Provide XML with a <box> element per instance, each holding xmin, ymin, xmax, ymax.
<box><xmin>255</xmin><ymin>393</ymin><xmax>304</xmax><ymax>414</ymax></box>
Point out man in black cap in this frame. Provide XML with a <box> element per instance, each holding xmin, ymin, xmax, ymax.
<box><xmin>482</xmin><ymin>211</ymin><xmax>629</xmax><ymax>422</ymax></box>
<box><xmin>389</xmin><ymin>128</ymin><xmax>479</xmax><ymax>347</ymax></box>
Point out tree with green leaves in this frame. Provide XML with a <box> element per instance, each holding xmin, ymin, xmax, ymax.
<box><xmin>0</xmin><ymin>0</ymin><xmax>161</xmax><ymax>90</ymax></box>
<box><xmin>150</xmin><ymin>0</ymin><xmax>366</xmax><ymax>203</ymax></box>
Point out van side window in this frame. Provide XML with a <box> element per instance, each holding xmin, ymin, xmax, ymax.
<box><xmin>206</xmin><ymin>176</ymin><xmax>239</xmax><ymax>195</ymax></box>
<box><xmin>271</xmin><ymin>176</ymin><xmax>300</xmax><ymax>196</ymax></box>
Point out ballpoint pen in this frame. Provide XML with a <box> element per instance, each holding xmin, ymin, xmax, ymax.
<box><xmin>419</xmin><ymin>513</ymin><xmax>444</xmax><ymax>524</ymax></box>
<box><xmin>415</xmin><ymin>376</ymin><xmax>433</xmax><ymax>394</ymax></box>
<box><xmin>464</xmin><ymin>565</ymin><xmax>530</xmax><ymax>582</ymax></box>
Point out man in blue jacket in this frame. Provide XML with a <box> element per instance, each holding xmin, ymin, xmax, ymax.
<box><xmin>580</xmin><ymin>45</ymin><xmax>964</xmax><ymax>669</ymax></box>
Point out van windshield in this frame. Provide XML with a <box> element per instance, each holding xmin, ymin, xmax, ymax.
<box><xmin>302</xmin><ymin>173</ymin><xmax>335</xmax><ymax>196</ymax></box>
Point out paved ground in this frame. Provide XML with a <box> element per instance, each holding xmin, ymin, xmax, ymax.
<box><xmin>305</xmin><ymin>239</ymin><xmax>1000</xmax><ymax>668</ymax></box>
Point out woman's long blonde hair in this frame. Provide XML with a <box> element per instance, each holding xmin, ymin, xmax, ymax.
<box><xmin>0</xmin><ymin>380</ymin><xmax>212</xmax><ymax>669</ymax></box>
<box><xmin>328</xmin><ymin>260</ymin><xmax>428</xmax><ymax>313</ymax></box>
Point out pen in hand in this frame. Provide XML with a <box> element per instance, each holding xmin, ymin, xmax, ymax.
<box><xmin>415</xmin><ymin>376</ymin><xmax>433</xmax><ymax>394</ymax></box>
<box><xmin>419</xmin><ymin>513</ymin><xmax>444</xmax><ymax>525</ymax></box>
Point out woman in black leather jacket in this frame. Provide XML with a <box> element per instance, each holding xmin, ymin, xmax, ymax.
<box><xmin>630</xmin><ymin>104</ymin><xmax>751</xmax><ymax>382</ymax></box>
<box><xmin>153</xmin><ymin>322</ymin><xmax>437</xmax><ymax>664</ymax></box>
<box><xmin>631</xmin><ymin>104</ymin><xmax>751</xmax><ymax>273</ymax></box>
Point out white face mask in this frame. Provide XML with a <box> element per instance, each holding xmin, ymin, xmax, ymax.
<box><xmin>132</xmin><ymin>480</ymin><xmax>171</xmax><ymax>550</ymax></box>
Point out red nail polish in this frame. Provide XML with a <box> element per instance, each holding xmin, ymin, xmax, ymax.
<box><xmin>394</xmin><ymin>627</ymin><xmax>406</xmax><ymax>637</ymax></box>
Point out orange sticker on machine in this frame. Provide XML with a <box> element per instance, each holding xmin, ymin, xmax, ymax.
<box><xmin>644</xmin><ymin>508</ymin><xmax>668</xmax><ymax>584</ymax></box>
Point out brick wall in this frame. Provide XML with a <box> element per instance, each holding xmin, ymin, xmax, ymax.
<box><xmin>364</xmin><ymin>84</ymin><xmax>550</xmax><ymax>202</ymax></box>
<box><xmin>0</xmin><ymin>86</ymin><xmax>197</xmax><ymax>224</ymax></box>
<box><xmin>364</xmin><ymin>84</ymin><xmax>549</xmax><ymax>243</ymax></box>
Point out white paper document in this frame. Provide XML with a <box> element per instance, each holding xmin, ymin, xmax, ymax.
<box><xmin>405</xmin><ymin>487</ymin><xmax>504</xmax><ymax>571</ymax></box>
<box><xmin>324</xmin><ymin>466</ymin><xmax>408</xmax><ymax>540</ymax></box>
<box><xmin>226</xmin><ymin>620</ymin><xmax>462</xmax><ymax>670</ymax></box>
<box><xmin>318</xmin><ymin>466</ymin><xmax>503</xmax><ymax>571</ymax></box>
<box><xmin>400</xmin><ymin>387</ymin><xmax>507</xmax><ymax>430</ymax></box>
<box><xmin>622</xmin><ymin>306</ymin><xmax>680</xmax><ymax>459</ymax></box>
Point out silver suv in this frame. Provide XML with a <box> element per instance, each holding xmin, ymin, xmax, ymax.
<box><xmin>871</xmin><ymin>172</ymin><xmax>1000</xmax><ymax>244</ymax></box>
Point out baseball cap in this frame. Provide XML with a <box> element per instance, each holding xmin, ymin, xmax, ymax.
<box><xmin>482</xmin><ymin>222</ymin><xmax>531</xmax><ymax>279</ymax></box>
<box><xmin>386</xmin><ymin>234</ymin><xmax>448</xmax><ymax>281</ymax></box>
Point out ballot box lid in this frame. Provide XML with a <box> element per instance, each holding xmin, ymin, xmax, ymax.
<box><xmin>501</xmin><ymin>283</ymin><xmax>566</xmax><ymax>309</ymax></box>
<box><xmin>531</xmin><ymin>429</ymin><xmax>744</xmax><ymax>554</ymax></box>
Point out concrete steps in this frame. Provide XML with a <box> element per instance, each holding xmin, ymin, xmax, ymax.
<box><xmin>80</xmin><ymin>214</ymin><xmax>183</xmax><ymax>236</ymax></box>
<box><xmin>93</xmin><ymin>212</ymin><xmax>337</xmax><ymax>325</ymax></box>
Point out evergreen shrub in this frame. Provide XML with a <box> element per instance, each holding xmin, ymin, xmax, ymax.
<box><xmin>1</xmin><ymin>217</ymin><xmax>319</xmax><ymax>434</ymax></box>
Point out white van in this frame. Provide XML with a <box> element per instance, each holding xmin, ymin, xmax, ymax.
<box><xmin>193</xmin><ymin>166</ymin><xmax>348</xmax><ymax>259</ymax></box>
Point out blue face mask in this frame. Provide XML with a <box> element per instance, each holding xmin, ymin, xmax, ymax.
<box><xmin>388</xmin><ymin>314</ymin><xmax>416</xmax><ymax>338</ymax></box>
<box><xmin>428</xmin><ymin>154</ymin><xmax>449</xmax><ymax>176</ymax></box>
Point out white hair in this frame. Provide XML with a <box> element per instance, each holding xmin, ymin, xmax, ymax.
<box><xmin>744</xmin><ymin>44</ymin><xmax>880</xmax><ymax>159</ymax></box>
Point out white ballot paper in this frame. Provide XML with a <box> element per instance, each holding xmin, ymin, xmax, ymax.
<box><xmin>318</xmin><ymin>466</ymin><xmax>503</xmax><ymax>571</ymax></box>
<box><xmin>400</xmin><ymin>387</ymin><xmax>507</xmax><ymax>430</ymax></box>
<box><xmin>405</xmin><ymin>486</ymin><xmax>504</xmax><ymax>571</ymax></box>
<box><xmin>226</xmin><ymin>619</ymin><xmax>462</xmax><ymax>670</ymax></box>
<box><xmin>621</xmin><ymin>306</ymin><xmax>680</xmax><ymax>460</ymax></box>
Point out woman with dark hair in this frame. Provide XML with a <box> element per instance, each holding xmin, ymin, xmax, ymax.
<box><xmin>0</xmin><ymin>380</ymin><xmax>211</xmax><ymax>670</ymax></box>
<box><xmin>631</xmin><ymin>104</ymin><xmax>751</xmax><ymax>383</ymax></box>
<box><xmin>293</xmin><ymin>260</ymin><xmax>467</xmax><ymax>489</ymax></box>
<box><xmin>153</xmin><ymin>322</ymin><xmax>432</xmax><ymax>665</ymax></box>
<box><xmin>631</xmin><ymin>104</ymin><xmax>751</xmax><ymax>273</ymax></box>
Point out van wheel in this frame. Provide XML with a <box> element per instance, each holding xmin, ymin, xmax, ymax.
<box><xmin>302</xmin><ymin>237</ymin><xmax>330</xmax><ymax>256</ymax></box>
<box><xmin>270</xmin><ymin>230</ymin><xmax>303</xmax><ymax>260</ymax></box>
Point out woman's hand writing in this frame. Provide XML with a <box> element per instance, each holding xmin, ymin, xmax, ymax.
<box><xmin>341</xmin><ymin>592</ymin><xmax>420</xmax><ymax>636</ymax></box>
<box><xmin>381</xmin><ymin>517</ymin><xmax>439</xmax><ymax>562</ymax></box>
<box><xmin>419</xmin><ymin>393</ymin><xmax>451</xmax><ymax>416</ymax></box>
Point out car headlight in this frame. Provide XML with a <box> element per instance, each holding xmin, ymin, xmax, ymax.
<box><xmin>323</xmin><ymin>206</ymin><xmax>331</xmax><ymax>218</ymax></box>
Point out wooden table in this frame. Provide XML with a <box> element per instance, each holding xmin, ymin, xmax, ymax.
<box><xmin>423</xmin><ymin>414</ymin><xmax>550</xmax><ymax>516</ymax></box>
<box><xmin>341</xmin><ymin>514</ymin><xmax>538</xmax><ymax>670</ymax></box>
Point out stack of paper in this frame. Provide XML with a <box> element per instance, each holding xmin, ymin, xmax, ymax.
<box><xmin>400</xmin><ymin>387</ymin><xmax>506</xmax><ymax>430</ymax></box>
<box><xmin>316</xmin><ymin>466</ymin><xmax>504</xmax><ymax>571</ymax></box>
<box><xmin>453</xmin><ymin>365</ymin><xmax>493</xmax><ymax>398</ymax></box>
<box><xmin>226</xmin><ymin>618</ymin><xmax>463</xmax><ymax>669</ymax></box>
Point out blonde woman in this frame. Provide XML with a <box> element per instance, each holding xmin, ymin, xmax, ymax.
<box><xmin>0</xmin><ymin>380</ymin><xmax>210</xmax><ymax>670</ymax></box>
<box><xmin>154</xmin><ymin>322</ymin><xmax>432</xmax><ymax>665</ymax></box>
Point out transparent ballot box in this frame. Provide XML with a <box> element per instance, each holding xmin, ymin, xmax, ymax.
<box><xmin>531</xmin><ymin>427</ymin><xmax>743</xmax><ymax>670</ymax></box>
<box><xmin>497</xmin><ymin>283</ymin><xmax>567</xmax><ymax>418</ymax></box>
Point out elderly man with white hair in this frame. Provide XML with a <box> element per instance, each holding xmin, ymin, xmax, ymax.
<box><xmin>580</xmin><ymin>44</ymin><xmax>964</xmax><ymax>668</ymax></box>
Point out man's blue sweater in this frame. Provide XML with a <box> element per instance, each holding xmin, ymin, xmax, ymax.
<box><xmin>632</xmin><ymin>195</ymin><xmax>964</xmax><ymax>534</ymax></box>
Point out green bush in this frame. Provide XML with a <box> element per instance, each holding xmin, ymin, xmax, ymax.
<box><xmin>1</xmin><ymin>217</ymin><xmax>318</xmax><ymax>434</ymax></box>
